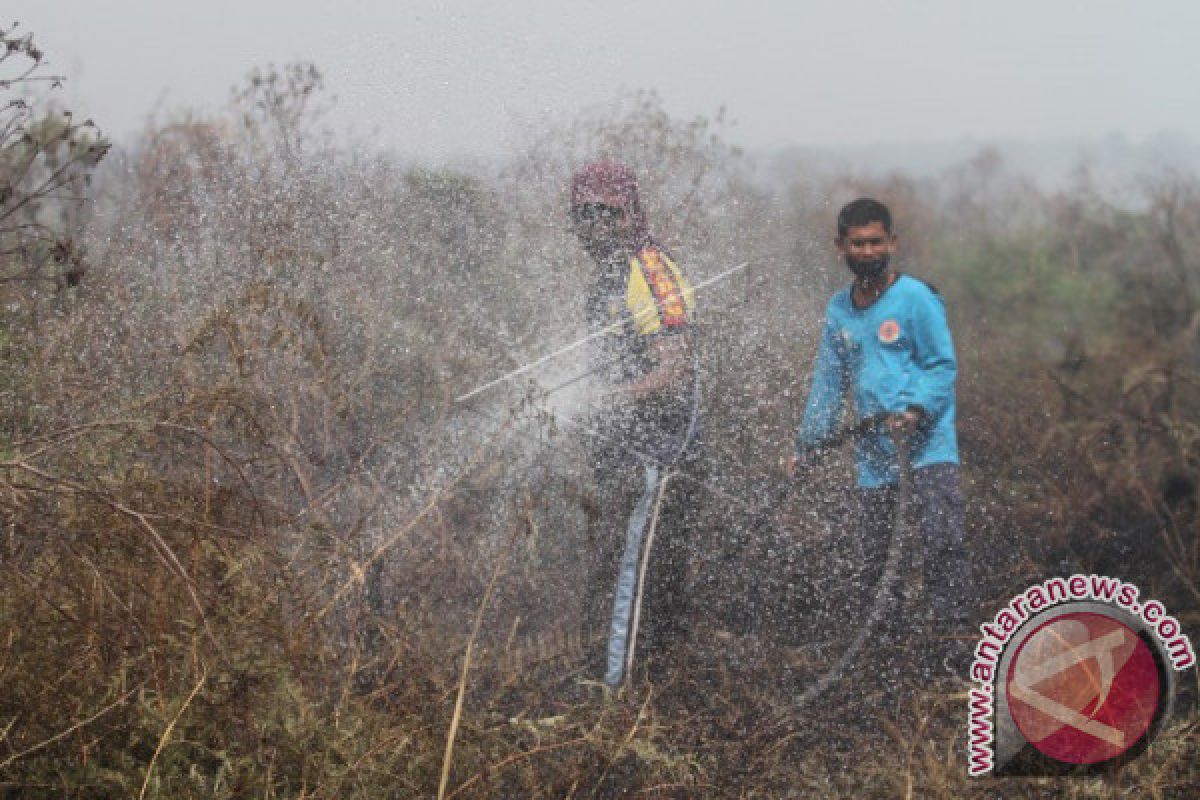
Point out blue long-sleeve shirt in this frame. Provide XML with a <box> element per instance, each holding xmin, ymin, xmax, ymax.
<box><xmin>796</xmin><ymin>273</ymin><xmax>959</xmax><ymax>488</ymax></box>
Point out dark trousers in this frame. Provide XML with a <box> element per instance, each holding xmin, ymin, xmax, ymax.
<box><xmin>582</xmin><ymin>439</ymin><xmax>702</xmax><ymax>684</ymax></box>
<box><xmin>856</xmin><ymin>463</ymin><xmax>975</xmax><ymax>632</ymax></box>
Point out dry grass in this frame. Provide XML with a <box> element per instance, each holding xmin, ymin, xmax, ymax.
<box><xmin>0</xmin><ymin>67</ymin><xmax>1198</xmax><ymax>796</ymax></box>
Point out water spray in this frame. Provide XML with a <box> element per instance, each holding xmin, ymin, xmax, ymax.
<box><xmin>453</xmin><ymin>260</ymin><xmax>749</xmax><ymax>404</ymax></box>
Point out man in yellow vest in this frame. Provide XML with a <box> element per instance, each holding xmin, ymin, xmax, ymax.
<box><xmin>568</xmin><ymin>159</ymin><xmax>703</xmax><ymax>688</ymax></box>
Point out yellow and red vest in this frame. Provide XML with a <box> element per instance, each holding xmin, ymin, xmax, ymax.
<box><xmin>625</xmin><ymin>246</ymin><xmax>696</xmax><ymax>335</ymax></box>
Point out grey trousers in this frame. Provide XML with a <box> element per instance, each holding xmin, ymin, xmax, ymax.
<box><xmin>856</xmin><ymin>463</ymin><xmax>975</xmax><ymax>629</ymax></box>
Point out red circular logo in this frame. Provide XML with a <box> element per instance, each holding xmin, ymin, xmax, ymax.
<box><xmin>1006</xmin><ymin>612</ymin><xmax>1161</xmax><ymax>765</ymax></box>
<box><xmin>878</xmin><ymin>319</ymin><xmax>900</xmax><ymax>344</ymax></box>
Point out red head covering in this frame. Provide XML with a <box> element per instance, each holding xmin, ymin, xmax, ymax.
<box><xmin>569</xmin><ymin>159</ymin><xmax>650</xmax><ymax>247</ymax></box>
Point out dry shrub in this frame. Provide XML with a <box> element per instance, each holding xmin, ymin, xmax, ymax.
<box><xmin>0</xmin><ymin>40</ymin><xmax>1197</xmax><ymax>797</ymax></box>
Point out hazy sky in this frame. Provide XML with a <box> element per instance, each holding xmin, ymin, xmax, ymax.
<box><xmin>14</xmin><ymin>0</ymin><xmax>1200</xmax><ymax>160</ymax></box>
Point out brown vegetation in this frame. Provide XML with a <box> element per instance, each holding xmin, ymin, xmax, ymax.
<box><xmin>0</xmin><ymin>27</ymin><xmax>1197</xmax><ymax>798</ymax></box>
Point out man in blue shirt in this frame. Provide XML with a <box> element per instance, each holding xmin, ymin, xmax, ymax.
<box><xmin>791</xmin><ymin>197</ymin><xmax>974</xmax><ymax>675</ymax></box>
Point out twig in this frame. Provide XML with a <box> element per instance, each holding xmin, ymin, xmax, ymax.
<box><xmin>0</xmin><ymin>687</ymin><xmax>137</xmax><ymax>770</ymax></box>
<box><xmin>3</xmin><ymin>460</ymin><xmax>223</xmax><ymax>661</ymax></box>
<box><xmin>138</xmin><ymin>668</ymin><xmax>207</xmax><ymax>800</ymax></box>
<box><xmin>316</xmin><ymin>411</ymin><xmax>515</xmax><ymax>620</ymax></box>
<box><xmin>446</xmin><ymin>735</ymin><xmax>588</xmax><ymax>798</ymax></box>
<box><xmin>436</xmin><ymin>516</ymin><xmax>524</xmax><ymax>799</ymax></box>
<box><xmin>588</xmin><ymin>688</ymin><xmax>656</xmax><ymax>800</ymax></box>
<box><xmin>635</xmin><ymin>782</ymin><xmax>715</xmax><ymax>796</ymax></box>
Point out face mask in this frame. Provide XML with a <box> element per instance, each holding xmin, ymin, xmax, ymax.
<box><xmin>579</xmin><ymin>229</ymin><xmax>626</xmax><ymax>263</ymax></box>
<box><xmin>846</xmin><ymin>254</ymin><xmax>889</xmax><ymax>279</ymax></box>
<box><xmin>572</xmin><ymin>203</ymin><xmax>633</xmax><ymax>262</ymax></box>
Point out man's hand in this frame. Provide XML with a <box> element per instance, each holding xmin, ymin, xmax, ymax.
<box><xmin>621</xmin><ymin>333</ymin><xmax>691</xmax><ymax>397</ymax></box>
<box><xmin>783</xmin><ymin>448</ymin><xmax>820</xmax><ymax>478</ymax></box>
<box><xmin>886</xmin><ymin>408</ymin><xmax>925</xmax><ymax>439</ymax></box>
<box><xmin>783</xmin><ymin>453</ymin><xmax>800</xmax><ymax>478</ymax></box>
